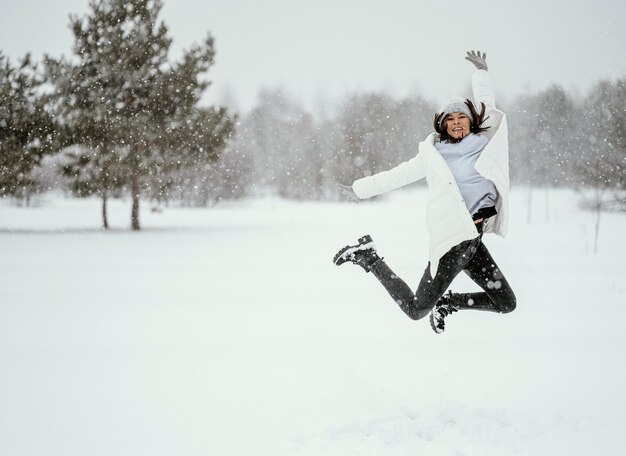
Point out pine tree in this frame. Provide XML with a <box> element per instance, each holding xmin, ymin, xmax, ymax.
<box><xmin>46</xmin><ymin>0</ymin><xmax>233</xmax><ymax>229</ymax></box>
<box><xmin>148</xmin><ymin>105</ymin><xmax>234</xmax><ymax>206</ymax></box>
<box><xmin>0</xmin><ymin>53</ymin><xmax>57</xmax><ymax>203</ymax></box>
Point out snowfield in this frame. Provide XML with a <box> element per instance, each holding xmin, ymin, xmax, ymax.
<box><xmin>1</xmin><ymin>188</ymin><xmax>625</xmax><ymax>456</ymax></box>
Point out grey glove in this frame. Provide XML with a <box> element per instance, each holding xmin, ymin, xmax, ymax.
<box><xmin>465</xmin><ymin>50</ymin><xmax>488</xmax><ymax>71</ymax></box>
<box><xmin>337</xmin><ymin>183</ymin><xmax>360</xmax><ymax>203</ymax></box>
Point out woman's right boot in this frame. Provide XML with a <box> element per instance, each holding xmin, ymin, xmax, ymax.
<box><xmin>333</xmin><ymin>235</ymin><xmax>381</xmax><ymax>272</ymax></box>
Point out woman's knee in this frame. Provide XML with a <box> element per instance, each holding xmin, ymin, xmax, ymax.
<box><xmin>402</xmin><ymin>297</ymin><xmax>431</xmax><ymax>321</ymax></box>
<box><xmin>496</xmin><ymin>292</ymin><xmax>517</xmax><ymax>314</ymax></box>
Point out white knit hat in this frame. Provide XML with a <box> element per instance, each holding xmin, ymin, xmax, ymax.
<box><xmin>438</xmin><ymin>97</ymin><xmax>473</xmax><ymax>128</ymax></box>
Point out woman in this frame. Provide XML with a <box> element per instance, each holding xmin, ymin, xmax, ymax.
<box><xmin>333</xmin><ymin>50</ymin><xmax>516</xmax><ymax>334</ymax></box>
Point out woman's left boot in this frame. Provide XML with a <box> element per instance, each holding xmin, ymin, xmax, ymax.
<box><xmin>429</xmin><ymin>291</ymin><xmax>459</xmax><ymax>334</ymax></box>
<box><xmin>429</xmin><ymin>291</ymin><xmax>502</xmax><ymax>333</ymax></box>
<box><xmin>333</xmin><ymin>235</ymin><xmax>381</xmax><ymax>272</ymax></box>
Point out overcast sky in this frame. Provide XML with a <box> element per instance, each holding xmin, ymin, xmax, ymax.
<box><xmin>2</xmin><ymin>0</ymin><xmax>625</xmax><ymax>112</ymax></box>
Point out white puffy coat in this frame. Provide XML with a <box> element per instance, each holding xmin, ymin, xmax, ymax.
<box><xmin>352</xmin><ymin>70</ymin><xmax>510</xmax><ymax>277</ymax></box>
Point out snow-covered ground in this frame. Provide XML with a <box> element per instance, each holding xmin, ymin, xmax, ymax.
<box><xmin>1</xmin><ymin>188</ymin><xmax>625</xmax><ymax>456</ymax></box>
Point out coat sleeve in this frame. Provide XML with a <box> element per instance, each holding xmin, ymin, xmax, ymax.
<box><xmin>472</xmin><ymin>69</ymin><xmax>496</xmax><ymax>110</ymax></box>
<box><xmin>352</xmin><ymin>151</ymin><xmax>426</xmax><ymax>199</ymax></box>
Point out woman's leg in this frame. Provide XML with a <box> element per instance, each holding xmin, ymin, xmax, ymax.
<box><xmin>457</xmin><ymin>240</ymin><xmax>517</xmax><ymax>313</ymax></box>
<box><xmin>369</xmin><ymin>260</ymin><xmax>418</xmax><ymax>317</ymax></box>
<box><xmin>370</xmin><ymin>239</ymin><xmax>474</xmax><ymax>320</ymax></box>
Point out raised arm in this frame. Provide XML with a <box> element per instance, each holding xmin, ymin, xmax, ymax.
<box><xmin>465</xmin><ymin>50</ymin><xmax>488</xmax><ymax>71</ymax></box>
<box><xmin>466</xmin><ymin>50</ymin><xmax>496</xmax><ymax>110</ymax></box>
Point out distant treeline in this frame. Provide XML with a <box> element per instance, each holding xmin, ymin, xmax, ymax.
<box><xmin>195</xmin><ymin>80</ymin><xmax>625</xmax><ymax>211</ymax></box>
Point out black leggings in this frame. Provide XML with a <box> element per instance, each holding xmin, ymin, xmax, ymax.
<box><xmin>370</xmin><ymin>236</ymin><xmax>516</xmax><ymax>320</ymax></box>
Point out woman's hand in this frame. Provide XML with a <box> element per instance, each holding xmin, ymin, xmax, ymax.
<box><xmin>465</xmin><ymin>50</ymin><xmax>488</xmax><ymax>71</ymax></box>
<box><xmin>337</xmin><ymin>183</ymin><xmax>360</xmax><ymax>203</ymax></box>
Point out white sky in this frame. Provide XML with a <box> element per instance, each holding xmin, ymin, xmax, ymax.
<box><xmin>2</xmin><ymin>0</ymin><xmax>625</xmax><ymax>112</ymax></box>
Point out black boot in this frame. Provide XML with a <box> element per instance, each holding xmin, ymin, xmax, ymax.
<box><xmin>429</xmin><ymin>291</ymin><xmax>459</xmax><ymax>334</ymax></box>
<box><xmin>429</xmin><ymin>290</ymin><xmax>507</xmax><ymax>333</ymax></box>
<box><xmin>333</xmin><ymin>235</ymin><xmax>381</xmax><ymax>272</ymax></box>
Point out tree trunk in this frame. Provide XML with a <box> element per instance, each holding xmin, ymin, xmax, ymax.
<box><xmin>131</xmin><ymin>172</ymin><xmax>140</xmax><ymax>231</ymax></box>
<box><xmin>545</xmin><ymin>186</ymin><xmax>550</xmax><ymax>222</ymax></box>
<box><xmin>101</xmin><ymin>193</ymin><xmax>109</xmax><ymax>230</ymax></box>
<box><xmin>594</xmin><ymin>189</ymin><xmax>601</xmax><ymax>255</ymax></box>
<box><xmin>527</xmin><ymin>186</ymin><xmax>533</xmax><ymax>224</ymax></box>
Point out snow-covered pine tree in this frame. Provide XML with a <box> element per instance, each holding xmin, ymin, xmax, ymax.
<box><xmin>150</xmin><ymin>105</ymin><xmax>234</xmax><ymax>206</ymax></box>
<box><xmin>0</xmin><ymin>52</ymin><xmax>57</xmax><ymax>203</ymax></box>
<box><xmin>45</xmin><ymin>0</ymin><xmax>233</xmax><ymax>229</ymax></box>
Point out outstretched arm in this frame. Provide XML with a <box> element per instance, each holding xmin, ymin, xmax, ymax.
<box><xmin>466</xmin><ymin>50</ymin><xmax>496</xmax><ymax>110</ymax></box>
<box><xmin>352</xmin><ymin>151</ymin><xmax>426</xmax><ymax>199</ymax></box>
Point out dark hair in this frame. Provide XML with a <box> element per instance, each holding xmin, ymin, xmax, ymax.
<box><xmin>433</xmin><ymin>99</ymin><xmax>490</xmax><ymax>143</ymax></box>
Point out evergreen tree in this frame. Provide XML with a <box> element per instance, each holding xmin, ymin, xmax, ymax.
<box><xmin>148</xmin><ymin>105</ymin><xmax>235</xmax><ymax>206</ymax></box>
<box><xmin>0</xmin><ymin>53</ymin><xmax>57</xmax><ymax>203</ymax></box>
<box><xmin>46</xmin><ymin>0</ymin><xmax>233</xmax><ymax>229</ymax></box>
<box><xmin>59</xmin><ymin>144</ymin><xmax>127</xmax><ymax>229</ymax></box>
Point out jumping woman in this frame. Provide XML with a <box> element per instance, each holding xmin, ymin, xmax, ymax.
<box><xmin>333</xmin><ymin>50</ymin><xmax>516</xmax><ymax>334</ymax></box>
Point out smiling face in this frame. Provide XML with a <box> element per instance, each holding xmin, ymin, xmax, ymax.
<box><xmin>444</xmin><ymin>112</ymin><xmax>471</xmax><ymax>140</ymax></box>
